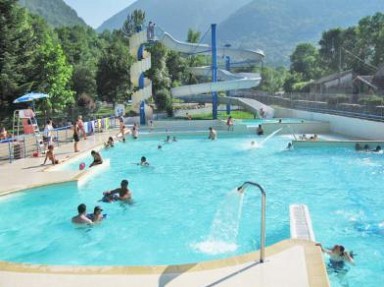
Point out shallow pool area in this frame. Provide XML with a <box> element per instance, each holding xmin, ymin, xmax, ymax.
<box><xmin>0</xmin><ymin>132</ymin><xmax>383</xmax><ymax>286</ymax></box>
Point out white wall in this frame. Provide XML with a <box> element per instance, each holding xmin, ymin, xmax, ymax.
<box><xmin>275</xmin><ymin>107</ymin><xmax>384</xmax><ymax>140</ymax></box>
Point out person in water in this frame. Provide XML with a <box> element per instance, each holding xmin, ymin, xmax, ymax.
<box><xmin>87</xmin><ymin>206</ymin><xmax>105</xmax><ymax>223</ymax></box>
<box><xmin>72</xmin><ymin>203</ymin><xmax>93</xmax><ymax>225</ymax></box>
<box><xmin>105</xmin><ymin>137</ymin><xmax>114</xmax><ymax>148</ymax></box>
<box><xmin>317</xmin><ymin>243</ymin><xmax>354</xmax><ymax>271</ymax></box>
<box><xmin>42</xmin><ymin>145</ymin><xmax>59</xmax><ymax>165</ymax></box>
<box><xmin>89</xmin><ymin>150</ymin><xmax>103</xmax><ymax>167</ymax></box>
<box><xmin>102</xmin><ymin>179</ymin><xmax>132</xmax><ymax>202</ymax></box>
<box><xmin>208</xmin><ymin>127</ymin><xmax>217</xmax><ymax>140</ymax></box>
<box><xmin>226</xmin><ymin>116</ymin><xmax>234</xmax><ymax>131</ymax></box>
<box><xmin>138</xmin><ymin>156</ymin><xmax>150</xmax><ymax>166</ymax></box>
<box><xmin>256</xmin><ymin>124</ymin><xmax>264</xmax><ymax>136</ymax></box>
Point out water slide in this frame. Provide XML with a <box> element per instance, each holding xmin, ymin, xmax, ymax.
<box><xmin>155</xmin><ymin>28</ymin><xmax>275</xmax><ymax>118</ymax></box>
<box><xmin>129</xmin><ymin>27</ymin><xmax>274</xmax><ymax>118</ymax></box>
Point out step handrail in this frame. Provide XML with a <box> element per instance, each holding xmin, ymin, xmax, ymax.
<box><xmin>237</xmin><ymin>181</ymin><xmax>266</xmax><ymax>263</ymax></box>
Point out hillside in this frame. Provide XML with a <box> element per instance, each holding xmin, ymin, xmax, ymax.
<box><xmin>18</xmin><ymin>0</ymin><xmax>87</xmax><ymax>28</ymax></box>
<box><xmin>219</xmin><ymin>0</ymin><xmax>383</xmax><ymax>66</ymax></box>
<box><xmin>97</xmin><ymin>0</ymin><xmax>252</xmax><ymax>40</ymax></box>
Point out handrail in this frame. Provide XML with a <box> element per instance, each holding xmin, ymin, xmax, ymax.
<box><xmin>237</xmin><ymin>181</ymin><xmax>266</xmax><ymax>263</ymax></box>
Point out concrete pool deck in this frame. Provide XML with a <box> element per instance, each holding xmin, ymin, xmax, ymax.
<box><xmin>0</xmin><ymin>128</ymin><xmax>330</xmax><ymax>287</ymax></box>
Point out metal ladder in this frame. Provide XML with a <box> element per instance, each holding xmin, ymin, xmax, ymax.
<box><xmin>237</xmin><ymin>181</ymin><xmax>267</xmax><ymax>263</ymax></box>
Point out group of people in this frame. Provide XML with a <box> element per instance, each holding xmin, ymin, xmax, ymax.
<box><xmin>118</xmin><ymin>118</ymin><xmax>140</xmax><ymax>142</ymax></box>
<box><xmin>300</xmin><ymin>134</ymin><xmax>318</xmax><ymax>141</ymax></box>
<box><xmin>71</xmin><ymin>203</ymin><xmax>105</xmax><ymax>224</ymax></box>
<box><xmin>355</xmin><ymin>143</ymin><xmax>382</xmax><ymax>153</ymax></box>
<box><xmin>72</xmin><ymin>179</ymin><xmax>133</xmax><ymax>225</ymax></box>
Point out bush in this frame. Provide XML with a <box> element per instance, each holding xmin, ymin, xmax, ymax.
<box><xmin>154</xmin><ymin>89</ymin><xmax>172</xmax><ymax>112</ymax></box>
<box><xmin>358</xmin><ymin>95</ymin><xmax>384</xmax><ymax>106</ymax></box>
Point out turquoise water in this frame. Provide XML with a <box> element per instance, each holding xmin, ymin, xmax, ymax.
<box><xmin>0</xmin><ymin>134</ymin><xmax>383</xmax><ymax>287</ymax></box>
<box><xmin>240</xmin><ymin>118</ymin><xmax>308</xmax><ymax>126</ymax></box>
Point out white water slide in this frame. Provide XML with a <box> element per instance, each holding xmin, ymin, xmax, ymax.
<box><xmin>155</xmin><ymin>28</ymin><xmax>274</xmax><ymax>118</ymax></box>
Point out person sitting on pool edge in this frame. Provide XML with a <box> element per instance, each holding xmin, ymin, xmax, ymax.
<box><xmin>87</xmin><ymin>206</ymin><xmax>105</xmax><ymax>223</ymax></box>
<box><xmin>102</xmin><ymin>179</ymin><xmax>132</xmax><ymax>203</ymax></box>
<box><xmin>72</xmin><ymin>203</ymin><xmax>93</xmax><ymax>225</ymax></box>
<box><xmin>89</xmin><ymin>150</ymin><xmax>103</xmax><ymax>167</ymax></box>
<box><xmin>42</xmin><ymin>145</ymin><xmax>59</xmax><ymax>165</ymax></box>
<box><xmin>317</xmin><ymin>243</ymin><xmax>354</xmax><ymax>271</ymax></box>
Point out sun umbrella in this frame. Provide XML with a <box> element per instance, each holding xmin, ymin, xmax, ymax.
<box><xmin>13</xmin><ymin>92</ymin><xmax>49</xmax><ymax>104</ymax></box>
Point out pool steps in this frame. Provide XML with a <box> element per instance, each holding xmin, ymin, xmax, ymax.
<box><xmin>290</xmin><ymin>204</ymin><xmax>316</xmax><ymax>241</ymax></box>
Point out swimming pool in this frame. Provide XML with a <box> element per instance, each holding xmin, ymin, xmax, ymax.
<box><xmin>240</xmin><ymin>118</ymin><xmax>309</xmax><ymax>126</ymax></box>
<box><xmin>0</xmin><ymin>134</ymin><xmax>383</xmax><ymax>287</ymax></box>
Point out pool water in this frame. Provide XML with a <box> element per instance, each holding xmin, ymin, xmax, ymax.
<box><xmin>0</xmin><ymin>134</ymin><xmax>383</xmax><ymax>287</ymax></box>
<box><xmin>240</xmin><ymin>118</ymin><xmax>308</xmax><ymax>126</ymax></box>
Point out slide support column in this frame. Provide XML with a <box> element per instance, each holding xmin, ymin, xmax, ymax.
<box><xmin>211</xmin><ymin>23</ymin><xmax>218</xmax><ymax>120</ymax></box>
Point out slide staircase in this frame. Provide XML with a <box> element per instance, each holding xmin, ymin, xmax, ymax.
<box><xmin>128</xmin><ymin>30</ymin><xmax>153</xmax><ymax>120</ymax></box>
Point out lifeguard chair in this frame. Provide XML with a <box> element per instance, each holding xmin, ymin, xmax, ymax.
<box><xmin>12</xmin><ymin>109</ymin><xmax>42</xmax><ymax>154</ymax></box>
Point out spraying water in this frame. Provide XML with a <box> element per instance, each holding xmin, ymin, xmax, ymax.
<box><xmin>192</xmin><ymin>189</ymin><xmax>245</xmax><ymax>255</ymax></box>
<box><xmin>260</xmin><ymin>128</ymin><xmax>283</xmax><ymax>146</ymax></box>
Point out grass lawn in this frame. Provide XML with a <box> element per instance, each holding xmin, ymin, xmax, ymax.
<box><xmin>177</xmin><ymin>110</ymin><xmax>257</xmax><ymax>120</ymax></box>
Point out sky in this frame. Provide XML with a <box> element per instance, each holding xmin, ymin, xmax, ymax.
<box><xmin>63</xmin><ymin>0</ymin><xmax>137</xmax><ymax>28</ymax></box>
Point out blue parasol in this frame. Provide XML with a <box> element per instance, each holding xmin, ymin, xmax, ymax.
<box><xmin>13</xmin><ymin>92</ymin><xmax>49</xmax><ymax>104</ymax></box>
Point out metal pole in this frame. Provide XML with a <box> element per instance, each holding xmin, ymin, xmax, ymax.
<box><xmin>226</xmin><ymin>56</ymin><xmax>231</xmax><ymax>115</ymax></box>
<box><xmin>211</xmin><ymin>23</ymin><xmax>218</xmax><ymax>120</ymax></box>
<box><xmin>237</xmin><ymin>181</ymin><xmax>267</xmax><ymax>263</ymax></box>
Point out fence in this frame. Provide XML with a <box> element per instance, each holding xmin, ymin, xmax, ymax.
<box><xmin>0</xmin><ymin>116</ymin><xmax>120</xmax><ymax>163</ymax></box>
<box><xmin>237</xmin><ymin>91</ymin><xmax>384</xmax><ymax>122</ymax></box>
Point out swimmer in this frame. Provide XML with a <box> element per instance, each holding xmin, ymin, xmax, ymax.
<box><xmin>138</xmin><ymin>156</ymin><xmax>150</xmax><ymax>166</ymax></box>
<box><xmin>165</xmin><ymin>135</ymin><xmax>171</xmax><ymax>143</ymax></box>
<box><xmin>158</xmin><ymin>145</ymin><xmax>162</xmax><ymax>150</ymax></box>
<box><xmin>105</xmin><ymin>136</ymin><xmax>114</xmax><ymax>148</ymax></box>
<box><xmin>256</xmin><ymin>124</ymin><xmax>264</xmax><ymax>136</ymax></box>
<box><xmin>87</xmin><ymin>206</ymin><xmax>105</xmax><ymax>223</ymax></box>
<box><xmin>355</xmin><ymin>143</ymin><xmax>363</xmax><ymax>151</ymax></box>
<box><xmin>102</xmin><ymin>179</ymin><xmax>132</xmax><ymax>203</ymax></box>
<box><xmin>373</xmin><ymin>145</ymin><xmax>382</xmax><ymax>153</ymax></box>
<box><xmin>172</xmin><ymin>136</ymin><xmax>177</xmax><ymax>142</ymax></box>
<box><xmin>286</xmin><ymin>142</ymin><xmax>293</xmax><ymax>150</ymax></box>
<box><xmin>89</xmin><ymin>150</ymin><xmax>103</xmax><ymax>167</ymax></box>
<box><xmin>251</xmin><ymin>141</ymin><xmax>255</xmax><ymax>146</ymax></box>
<box><xmin>72</xmin><ymin>203</ymin><xmax>93</xmax><ymax>225</ymax></box>
<box><xmin>42</xmin><ymin>145</ymin><xmax>59</xmax><ymax>165</ymax></box>
<box><xmin>317</xmin><ymin>243</ymin><xmax>354</xmax><ymax>271</ymax></box>
<box><xmin>208</xmin><ymin>127</ymin><xmax>217</xmax><ymax>140</ymax></box>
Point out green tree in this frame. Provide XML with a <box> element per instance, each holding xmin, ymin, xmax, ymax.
<box><xmin>259</xmin><ymin>66</ymin><xmax>288</xmax><ymax>93</ymax></box>
<box><xmin>122</xmin><ymin>9</ymin><xmax>146</xmax><ymax>37</ymax></box>
<box><xmin>30</xmin><ymin>27</ymin><xmax>74</xmax><ymax>111</ymax></box>
<box><xmin>97</xmin><ymin>31</ymin><xmax>133</xmax><ymax>103</ymax></box>
<box><xmin>56</xmin><ymin>26</ymin><xmax>102</xmax><ymax>99</ymax></box>
<box><xmin>290</xmin><ymin>43</ymin><xmax>321</xmax><ymax>81</ymax></box>
<box><xmin>187</xmin><ymin>29</ymin><xmax>201</xmax><ymax>43</ymax></box>
<box><xmin>0</xmin><ymin>1</ymin><xmax>35</xmax><ymax>108</ymax></box>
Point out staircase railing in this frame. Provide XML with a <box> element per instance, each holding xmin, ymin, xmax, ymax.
<box><xmin>237</xmin><ymin>181</ymin><xmax>266</xmax><ymax>263</ymax></box>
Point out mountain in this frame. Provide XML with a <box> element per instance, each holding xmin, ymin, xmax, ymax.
<box><xmin>219</xmin><ymin>0</ymin><xmax>383</xmax><ymax>66</ymax></box>
<box><xmin>97</xmin><ymin>0</ymin><xmax>252</xmax><ymax>40</ymax></box>
<box><xmin>18</xmin><ymin>0</ymin><xmax>87</xmax><ymax>28</ymax></box>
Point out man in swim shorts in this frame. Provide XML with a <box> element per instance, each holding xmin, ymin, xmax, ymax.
<box><xmin>103</xmin><ymin>180</ymin><xmax>132</xmax><ymax>202</ymax></box>
<box><xmin>72</xmin><ymin>203</ymin><xmax>93</xmax><ymax>225</ymax></box>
